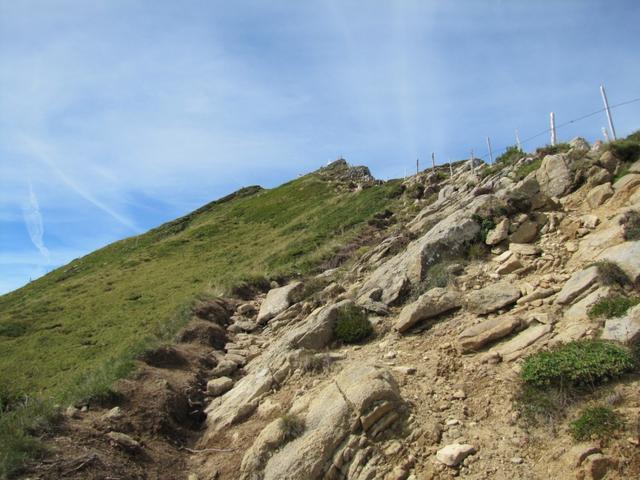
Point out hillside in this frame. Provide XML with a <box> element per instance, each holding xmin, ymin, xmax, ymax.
<box><xmin>3</xmin><ymin>134</ymin><xmax>640</xmax><ymax>480</ymax></box>
<box><xmin>0</xmin><ymin>160</ymin><xmax>400</xmax><ymax>399</ymax></box>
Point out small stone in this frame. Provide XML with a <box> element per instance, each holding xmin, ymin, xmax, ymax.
<box><xmin>103</xmin><ymin>406</ymin><xmax>123</xmax><ymax>420</ymax></box>
<box><xmin>452</xmin><ymin>390</ymin><xmax>466</xmax><ymax>400</ymax></box>
<box><xmin>107</xmin><ymin>431</ymin><xmax>141</xmax><ymax>451</ymax></box>
<box><xmin>510</xmin><ymin>457</ymin><xmax>524</xmax><ymax>465</ymax></box>
<box><xmin>436</xmin><ymin>443</ymin><xmax>476</xmax><ymax>467</ymax></box>
<box><xmin>65</xmin><ymin>406</ymin><xmax>79</xmax><ymax>418</ymax></box>
<box><xmin>384</xmin><ymin>351</ymin><xmax>397</xmax><ymax>359</ymax></box>
<box><xmin>206</xmin><ymin>377</ymin><xmax>234</xmax><ymax>397</ymax></box>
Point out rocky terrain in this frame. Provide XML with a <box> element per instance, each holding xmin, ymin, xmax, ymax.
<box><xmin>18</xmin><ymin>138</ymin><xmax>640</xmax><ymax>479</ymax></box>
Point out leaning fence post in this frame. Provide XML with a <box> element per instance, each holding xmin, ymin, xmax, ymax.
<box><xmin>600</xmin><ymin>84</ymin><xmax>617</xmax><ymax>141</ymax></box>
<box><xmin>486</xmin><ymin>137</ymin><xmax>493</xmax><ymax>164</ymax></box>
<box><xmin>515</xmin><ymin>129</ymin><xmax>522</xmax><ymax>151</ymax></box>
<box><xmin>602</xmin><ymin>126</ymin><xmax>611</xmax><ymax>143</ymax></box>
<box><xmin>431</xmin><ymin>152</ymin><xmax>436</xmax><ymax>170</ymax></box>
<box><xmin>550</xmin><ymin>112</ymin><xmax>557</xmax><ymax>146</ymax></box>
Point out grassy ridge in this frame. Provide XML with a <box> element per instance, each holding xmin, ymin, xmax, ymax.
<box><xmin>0</xmin><ymin>169</ymin><xmax>400</xmax><ymax>400</ymax></box>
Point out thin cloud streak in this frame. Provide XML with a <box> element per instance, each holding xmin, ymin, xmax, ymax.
<box><xmin>23</xmin><ymin>183</ymin><xmax>49</xmax><ymax>261</ymax></box>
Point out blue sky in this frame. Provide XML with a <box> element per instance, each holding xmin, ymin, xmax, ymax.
<box><xmin>1</xmin><ymin>0</ymin><xmax>639</xmax><ymax>294</ymax></box>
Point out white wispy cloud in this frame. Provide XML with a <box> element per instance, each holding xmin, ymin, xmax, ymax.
<box><xmin>22</xmin><ymin>183</ymin><xmax>50</xmax><ymax>261</ymax></box>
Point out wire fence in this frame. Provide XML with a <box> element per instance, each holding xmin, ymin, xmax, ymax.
<box><xmin>461</xmin><ymin>93</ymin><xmax>640</xmax><ymax>165</ymax></box>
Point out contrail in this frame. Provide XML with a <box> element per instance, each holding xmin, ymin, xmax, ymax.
<box><xmin>18</xmin><ymin>135</ymin><xmax>141</xmax><ymax>233</ymax></box>
<box><xmin>23</xmin><ymin>183</ymin><xmax>50</xmax><ymax>261</ymax></box>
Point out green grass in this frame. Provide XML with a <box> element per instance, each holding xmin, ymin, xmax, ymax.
<box><xmin>521</xmin><ymin>340</ymin><xmax>634</xmax><ymax>390</ymax></box>
<box><xmin>610</xmin><ymin>139</ymin><xmax>640</xmax><ymax>163</ymax></box>
<box><xmin>589</xmin><ymin>296</ymin><xmax>640</xmax><ymax>319</ymax></box>
<box><xmin>570</xmin><ymin>406</ymin><xmax>622</xmax><ymax>442</ymax></box>
<box><xmin>514</xmin><ymin>157</ymin><xmax>542</xmax><ymax>180</ymax></box>
<box><xmin>334</xmin><ymin>304</ymin><xmax>372</xmax><ymax>343</ymax></box>
<box><xmin>0</xmin><ymin>166</ymin><xmax>399</xmax><ymax>475</ymax></box>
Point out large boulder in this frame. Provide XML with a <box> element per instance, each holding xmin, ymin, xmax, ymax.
<box><xmin>536</xmin><ymin>154</ymin><xmax>574</xmax><ymax>198</ymax></box>
<box><xmin>564</xmin><ymin>287</ymin><xmax>614</xmax><ymax>323</ymax></box>
<box><xmin>458</xmin><ymin>316</ymin><xmax>521</xmax><ymax>353</ymax></box>
<box><xmin>395</xmin><ymin>288</ymin><xmax>460</xmax><ymax>333</ymax></box>
<box><xmin>244</xmin><ymin>364</ymin><xmax>402</xmax><ymax>480</ymax></box>
<box><xmin>586</xmin><ymin>183</ymin><xmax>614</xmax><ymax>209</ymax></box>
<box><xmin>360</xmin><ymin>208</ymin><xmax>480</xmax><ymax>305</ymax></box>
<box><xmin>257</xmin><ymin>282</ymin><xmax>304</xmax><ymax>324</ymax></box>
<box><xmin>601</xmin><ymin>304</ymin><xmax>640</xmax><ymax>344</ymax></box>
<box><xmin>596</xmin><ymin>241</ymin><xmax>640</xmax><ymax>284</ymax></box>
<box><xmin>509</xmin><ymin>220</ymin><xmax>538</xmax><ymax>244</ymax></box>
<box><xmin>556</xmin><ymin>266</ymin><xmax>599</xmax><ymax>305</ymax></box>
<box><xmin>465</xmin><ymin>282</ymin><xmax>521</xmax><ymax>315</ymax></box>
<box><xmin>436</xmin><ymin>443</ymin><xmax>476</xmax><ymax>467</ymax></box>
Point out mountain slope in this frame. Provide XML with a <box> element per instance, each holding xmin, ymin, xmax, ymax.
<box><xmin>0</xmin><ymin>161</ymin><xmax>400</xmax><ymax>400</ymax></box>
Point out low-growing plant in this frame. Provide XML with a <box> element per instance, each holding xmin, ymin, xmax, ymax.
<box><xmin>514</xmin><ymin>157</ymin><xmax>542</xmax><ymax>180</ymax></box>
<box><xmin>334</xmin><ymin>304</ymin><xmax>372</xmax><ymax>343</ymax></box>
<box><xmin>521</xmin><ymin>340</ymin><xmax>634</xmax><ymax>390</ymax></box>
<box><xmin>570</xmin><ymin>406</ymin><xmax>623</xmax><ymax>441</ymax></box>
<box><xmin>471</xmin><ymin>214</ymin><xmax>496</xmax><ymax>242</ymax></box>
<box><xmin>609</xmin><ymin>139</ymin><xmax>640</xmax><ymax>163</ymax></box>
<box><xmin>515</xmin><ymin>384</ymin><xmax>570</xmax><ymax>425</ymax></box>
<box><xmin>279</xmin><ymin>413</ymin><xmax>305</xmax><ymax>441</ymax></box>
<box><xmin>0</xmin><ymin>321</ymin><xmax>28</xmax><ymax>338</ymax></box>
<box><xmin>466</xmin><ymin>242</ymin><xmax>489</xmax><ymax>261</ymax></box>
<box><xmin>588</xmin><ymin>296</ymin><xmax>640</xmax><ymax>319</ymax></box>
<box><xmin>496</xmin><ymin>145</ymin><xmax>524</xmax><ymax>166</ymax></box>
<box><xmin>591</xmin><ymin>261</ymin><xmax>630</xmax><ymax>286</ymax></box>
<box><xmin>297</xmin><ymin>352</ymin><xmax>331</xmax><ymax>373</ymax></box>
<box><xmin>535</xmin><ymin>143</ymin><xmax>570</xmax><ymax>156</ymax></box>
<box><xmin>620</xmin><ymin>210</ymin><xmax>640</xmax><ymax>241</ymax></box>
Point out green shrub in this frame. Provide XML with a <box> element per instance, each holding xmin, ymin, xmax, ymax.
<box><xmin>496</xmin><ymin>145</ymin><xmax>524</xmax><ymax>166</ymax></box>
<box><xmin>471</xmin><ymin>214</ymin><xmax>496</xmax><ymax>242</ymax></box>
<box><xmin>536</xmin><ymin>143</ymin><xmax>570</xmax><ymax>156</ymax></box>
<box><xmin>515</xmin><ymin>158</ymin><xmax>542</xmax><ymax>180</ymax></box>
<box><xmin>589</xmin><ymin>296</ymin><xmax>640</xmax><ymax>319</ymax></box>
<box><xmin>570</xmin><ymin>406</ymin><xmax>622</xmax><ymax>441</ymax></box>
<box><xmin>624</xmin><ymin>130</ymin><xmax>640</xmax><ymax>143</ymax></box>
<box><xmin>610</xmin><ymin>139</ymin><xmax>640</xmax><ymax>163</ymax></box>
<box><xmin>466</xmin><ymin>242</ymin><xmax>489</xmax><ymax>261</ymax></box>
<box><xmin>515</xmin><ymin>384</ymin><xmax>569</xmax><ymax>425</ymax></box>
<box><xmin>334</xmin><ymin>305</ymin><xmax>372</xmax><ymax>343</ymax></box>
<box><xmin>620</xmin><ymin>210</ymin><xmax>640</xmax><ymax>241</ymax></box>
<box><xmin>280</xmin><ymin>413</ymin><xmax>305</xmax><ymax>441</ymax></box>
<box><xmin>0</xmin><ymin>321</ymin><xmax>27</xmax><ymax>338</ymax></box>
<box><xmin>521</xmin><ymin>340</ymin><xmax>634</xmax><ymax>389</ymax></box>
<box><xmin>591</xmin><ymin>261</ymin><xmax>630</xmax><ymax>286</ymax></box>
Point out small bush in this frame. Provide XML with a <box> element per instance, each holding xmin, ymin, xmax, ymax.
<box><xmin>0</xmin><ymin>321</ymin><xmax>27</xmax><ymax>338</ymax></box>
<box><xmin>620</xmin><ymin>210</ymin><xmax>640</xmax><ymax>241</ymax></box>
<box><xmin>280</xmin><ymin>413</ymin><xmax>305</xmax><ymax>441</ymax></box>
<box><xmin>570</xmin><ymin>406</ymin><xmax>622</xmax><ymax>441</ymax></box>
<box><xmin>471</xmin><ymin>214</ymin><xmax>495</xmax><ymax>242</ymax></box>
<box><xmin>334</xmin><ymin>305</ymin><xmax>372</xmax><ymax>343</ymax></box>
<box><xmin>496</xmin><ymin>145</ymin><xmax>524</xmax><ymax>166</ymax></box>
<box><xmin>610</xmin><ymin>139</ymin><xmax>640</xmax><ymax>163</ymax></box>
<box><xmin>298</xmin><ymin>352</ymin><xmax>330</xmax><ymax>373</ymax></box>
<box><xmin>521</xmin><ymin>340</ymin><xmax>634</xmax><ymax>389</ymax></box>
<box><xmin>588</xmin><ymin>296</ymin><xmax>640</xmax><ymax>319</ymax></box>
<box><xmin>592</xmin><ymin>261</ymin><xmax>630</xmax><ymax>286</ymax></box>
<box><xmin>536</xmin><ymin>143</ymin><xmax>571</xmax><ymax>157</ymax></box>
<box><xmin>466</xmin><ymin>242</ymin><xmax>489</xmax><ymax>261</ymax></box>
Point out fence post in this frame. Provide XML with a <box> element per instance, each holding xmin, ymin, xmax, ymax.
<box><xmin>602</xmin><ymin>126</ymin><xmax>611</xmax><ymax>143</ymax></box>
<box><xmin>486</xmin><ymin>137</ymin><xmax>493</xmax><ymax>164</ymax></box>
<box><xmin>449</xmin><ymin>159</ymin><xmax>453</xmax><ymax>176</ymax></box>
<box><xmin>416</xmin><ymin>158</ymin><xmax>419</xmax><ymax>175</ymax></box>
<box><xmin>600</xmin><ymin>84</ymin><xmax>617</xmax><ymax>141</ymax></box>
<box><xmin>515</xmin><ymin>129</ymin><xmax>522</xmax><ymax>151</ymax></box>
<box><xmin>431</xmin><ymin>152</ymin><xmax>436</xmax><ymax>170</ymax></box>
<box><xmin>550</xmin><ymin>112</ymin><xmax>557</xmax><ymax>146</ymax></box>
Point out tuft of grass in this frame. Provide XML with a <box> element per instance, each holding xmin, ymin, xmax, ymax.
<box><xmin>334</xmin><ymin>304</ymin><xmax>372</xmax><ymax>344</ymax></box>
<box><xmin>535</xmin><ymin>143</ymin><xmax>571</xmax><ymax>157</ymax></box>
<box><xmin>588</xmin><ymin>296</ymin><xmax>640</xmax><ymax>319</ymax></box>
<box><xmin>279</xmin><ymin>413</ymin><xmax>305</xmax><ymax>442</ymax></box>
<box><xmin>570</xmin><ymin>406</ymin><xmax>623</xmax><ymax>442</ymax></box>
<box><xmin>297</xmin><ymin>352</ymin><xmax>330</xmax><ymax>374</ymax></box>
<box><xmin>496</xmin><ymin>145</ymin><xmax>524</xmax><ymax>166</ymax></box>
<box><xmin>620</xmin><ymin>210</ymin><xmax>640</xmax><ymax>241</ymax></box>
<box><xmin>521</xmin><ymin>340</ymin><xmax>634</xmax><ymax>390</ymax></box>
<box><xmin>466</xmin><ymin>242</ymin><xmax>489</xmax><ymax>261</ymax></box>
<box><xmin>514</xmin><ymin>158</ymin><xmax>542</xmax><ymax>180</ymax></box>
<box><xmin>591</xmin><ymin>260</ymin><xmax>630</xmax><ymax>286</ymax></box>
<box><xmin>515</xmin><ymin>384</ymin><xmax>570</xmax><ymax>426</ymax></box>
<box><xmin>471</xmin><ymin>214</ymin><xmax>495</xmax><ymax>242</ymax></box>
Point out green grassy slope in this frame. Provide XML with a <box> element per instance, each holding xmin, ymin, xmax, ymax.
<box><xmin>0</xmin><ymin>165</ymin><xmax>400</xmax><ymax>401</ymax></box>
